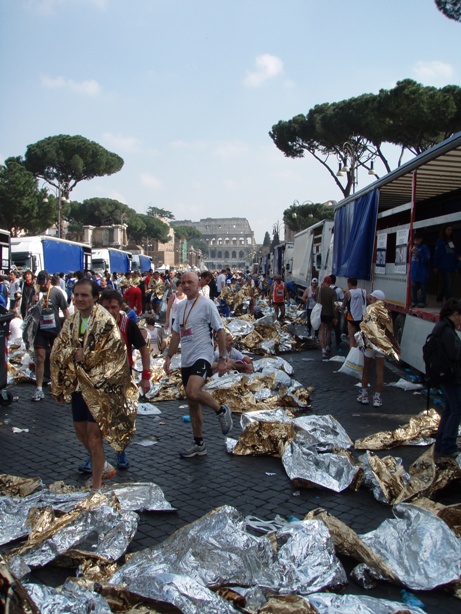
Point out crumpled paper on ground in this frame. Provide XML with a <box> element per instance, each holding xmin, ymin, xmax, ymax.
<box><xmin>354</xmin><ymin>409</ymin><xmax>440</xmax><ymax>450</ymax></box>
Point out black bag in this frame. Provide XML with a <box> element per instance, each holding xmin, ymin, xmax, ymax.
<box><xmin>422</xmin><ymin>331</ymin><xmax>453</xmax><ymax>386</ymax></box>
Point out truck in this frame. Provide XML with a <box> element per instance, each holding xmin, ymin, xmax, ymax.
<box><xmin>331</xmin><ymin>130</ymin><xmax>461</xmax><ymax>373</ymax></box>
<box><xmin>91</xmin><ymin>248</ymin><xmax>132</xmax><ymax>275</ymax></box>
<box><xmin>131</xmin><ymin>254</ymin><xmax>152</xmax><ymax>274</ymax></box>
<box><xmin>290</xmin><ymin>220</ymin><xmax>334</xmax><ymax>295</ymax></box>
<box><xmin>11</xmin><ymin>236</ymin><xmax>92</xmax><ymax>275</ymax></box>
<box><xmin>0</xmin><ymin>229</ymin><xmax>11</xmax><ymax>275</ymax></box>
<box><xmin>271</xmin><ymin>241</ymin><xmax>294</xmax><ymax>278</ymax></box>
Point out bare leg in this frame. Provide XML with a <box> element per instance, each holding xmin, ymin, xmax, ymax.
<box><xmin>34</xmin><ymin>348</ymin><xmax>46</xmax><ymax>387</ymax></box>
<box><xmin>74</xmin><ymin>421</ymin><xmax>105</xmax><ymax>489</ymax></box>
<box><xmin>348</xmin><ymin>321</ymin><xmax>357</xmax><ymax>347</ymax></box>
<box><xmin>361</xmin><ymin>356</ymin><xmax>372</xmax><ymax>390</ymax></box>
<box><xmin>375</xmin><ymin>357</ymin><xmax>384</xmax><ymax>393</ymax></box>
<box><xmin>318</xmin><ymin>323</ymin><xmax>325</xmax><ymax>349</ymax></box>
<box><xmin>186</xmin><ymin>374</ymin><xmax>220</xmax><ymax>415</ymax></box>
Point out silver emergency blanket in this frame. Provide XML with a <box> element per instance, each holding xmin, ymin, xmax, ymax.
<box><xmin>241</xmin><ymin>408</ymin><xmax>292</xmax><ymax>427</ymax></box>
<box><xmin>0</xmin><ymin>482</ymin><xmax>174</xmax><ymax>547</ymax></box>
<box><xmin>24</xmin><ymin>579</ymin><xmax>112</xmax><ymax>614</ymax></box>
<box><xmin>8</xmin><ymin>495</ymin><xmax>139</xmax><ymax>578</ymax></box>
<box><xmin>272</xmin><ymin>520</ymin><xmax>347</xmax><ymax>594</ymax></box>
<box><xmin>282</xmin><ymin>441</ymin><xmax>360</xmax><ymax>492</ymax></box>
<box><xmin>204</xmin><ymin>371</ymin><xmax>245</xmax><ymax>390</ymax></box>
<box><xmin>111</xmin><ymin>505</ymin><xmax>346</xmax><ymax>596</ymax></box>
<box><xmin>308</xmin><ymin>592</ymin><xmax>426</xmax><ymax>614</ymax></box>
<box><xmin>225</xmin><ymin>318</ymin><xmax>255</xmax><ymax>337</ymax></box>
<box><xmin>293</xmin><ymin>415</ymin><xmax>353</xmax><ymax>451</ymax></box>
<box><xmin>123</xmin><ymin>572</ymin><xmax>238</xmax><ymax>614</ymax></box>
<box><xmin>260</xmin><ymin>366</ymin><xmax>293</xmax><ymax>387</ymax></box>
<box><xmin>358</xmin><ymin>503</ymin><xmax>461</xmax><ymax>590</ymax></box>
<box><xmin>253</xmin><ymin>356</ymin><xmax>294</xmax><ymax>375</ymax></box>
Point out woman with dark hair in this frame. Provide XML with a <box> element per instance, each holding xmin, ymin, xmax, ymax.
<box><xmin>432</xmin><ymin>298</ymin><xmax>461</xmax><ymax>459</ymax></box>
<box><xmin>434</xmin><ymin>225</ymin><xmax>459</xmax><ymax>302</ymax></box>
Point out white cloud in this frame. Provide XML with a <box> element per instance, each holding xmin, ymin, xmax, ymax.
<box><xmin>413</xmin><ymin>60</ymin><xmax>454</xmax><ymax>85</ymax></box>
<box><xmin>102</xmin><ymin>132</ymin><xmax>141</xmax><ymax>153</ymax></box>
<box><xmin>244</xmin><ymin>53</ymin><xmax>284</xmax><ymax>87</ymax></box>
<box><xmin>140</xmin><ymin>172</ymin><xmax>164</xmax><ymax>190</ymax></box>
<box><xmin>212</xmin><ymin>139</ymin><xmax>250</xmax><ymax>160</ymax></box>
<box><xmin>40</xmin><ymin>74</ymin><xmax>102</xmax><ymax>96</ymax></box>
<box><xmin>170</xmin><ymin>139</ymin><xmax>208</xmax><ymax>150</ymax></box>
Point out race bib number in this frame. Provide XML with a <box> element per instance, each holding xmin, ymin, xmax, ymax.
<box><xmin>180</xmin><ymin>327</ymin><xmax>193</xmax><ymax>339</ymax></box>
<box><xmin>39</xmin><ymin>308</ymin><xmax>56</xmax><ymax>330</ymax></box>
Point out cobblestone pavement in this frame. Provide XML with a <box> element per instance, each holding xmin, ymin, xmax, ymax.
<box><xmin>1</xmin><ymin>340</ymin><xmax>459</xmax><ymax>613</ymax></box>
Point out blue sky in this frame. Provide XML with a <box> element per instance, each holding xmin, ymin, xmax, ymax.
<box><xmin>1</xmin><ymin>0</ymin><xmax>460</xmax><ymax>243</ymax></box>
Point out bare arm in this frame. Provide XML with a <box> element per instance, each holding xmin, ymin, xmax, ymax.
<box><xmin>163</xmin><ymin>329</ymin><xmax>181</xmax><ymax>375</ymax></box>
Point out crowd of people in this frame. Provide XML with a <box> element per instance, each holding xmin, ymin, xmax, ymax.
<box><xmin>0</xmin><ymin>246</ymin><xmax>460</xmax><ymax>487</ymax></box>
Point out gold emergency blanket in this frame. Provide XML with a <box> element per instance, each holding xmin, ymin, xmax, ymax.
<box><xmin>354</xmin><ymin>408</ymin><xmax>440</xmax><ymax>450</ymax></box>
<box><xmin>50</xmin><ymin>304</ymin><xmax>138</xmax><ymax>452</ymax></box>
<box><xmin>360</xmin><ymin>301</ymin><xmax>400</xmax><ymax>360</ymax></box>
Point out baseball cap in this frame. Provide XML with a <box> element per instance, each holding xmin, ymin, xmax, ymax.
<box><xmin>311</xmin><ymin>278</ymin><xmax>318</xmax><ymax>283</ymax></box>
<box><xmin>36</xmin><ymin>270</ymin><xmax>49</xmax><ymax>285</ymax></box>
<box><xmin>370</xmin><ymin>290</ymin><xmax>385</xmax><ymax>300</ymax></box>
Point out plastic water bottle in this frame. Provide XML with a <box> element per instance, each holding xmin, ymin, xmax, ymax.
<box><xmin>400</xmin><ymin>590</ymin><xmax>425</xmax><ymax>609</ymax></box>
<box><xmin>181</xmin><ymin>415</ymin><xmax>191</xmax><ymax>423</ymax></box>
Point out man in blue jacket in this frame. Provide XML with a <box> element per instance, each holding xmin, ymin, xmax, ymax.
<box><xmin>410</xmin><ymin>234</ymin><xmax>431</xmax><ymax>307</ymax></box>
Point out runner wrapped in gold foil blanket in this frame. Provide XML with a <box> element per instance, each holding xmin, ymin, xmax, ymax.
<box><xmin>360</xmin><ymin>301</ymin><xmax>400</xmax><ymax>360</ymax></box>
<box><xmin>50</xmin><ymin>304</ymin><xmax>138</xmax><ymax>452</ymax></box>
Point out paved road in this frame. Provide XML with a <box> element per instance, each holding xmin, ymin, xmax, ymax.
<box><xmin>1</xmin><ymin>341</ymin><xmax>459</xmax><ymax>613</ymax></box>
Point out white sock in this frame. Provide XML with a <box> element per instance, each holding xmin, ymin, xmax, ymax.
<box><xmin>362</xmin><ymin>389</ymin><xmax>368</xmax><ymax>396</ymax></box>
<box><xmin>374</xmin><ymin>392</ymin><xmax>381</xmax><ymax>399</ymax></box>
<box><xmin>36</xmin><ymin>386</ymin><xmax>42</xmax><ymax>392</ymax></box>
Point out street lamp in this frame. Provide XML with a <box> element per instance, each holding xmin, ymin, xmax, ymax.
<box><xmin>42</xmin><ymin>188</ymin><xmax>69</xmax><ymax>238</ymax></box>
<box><xmin>337</xmin><ymin>141</ymin><xmax>358</xmax><ymax>194</ymax></box>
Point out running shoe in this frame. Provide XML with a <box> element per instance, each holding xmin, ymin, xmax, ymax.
<box><xmin>31</xmin><ymin>389</ymin><xmax>45</xmax><ymax>402</ymax></box>
<box><xmin>116</xmin><ymin>451</ymin><xmax>130</xmax><ymax>469</ymax></box>
<box><xmin>373</xmin><ymin>395</ymin><xmax>383</xmax><ymax>407</ymax></box>
<box><xmin>179</xmin><ymin>442</ymin><xmax>207</xmax><ymax>458</ymax></box>
<box><xmin>357</xmin><ymin>392</ymin><xmax>369</xmax><ymax>404</ymax></box>
<box><xmin>217</xmin><ymin>404</ymin><xmax>233</xmax><ymax>435</ymax></box>
<box><xmin>78</xmin><ymin>457</ymin><xmax>92</xmax><ymax>474</ymax></box>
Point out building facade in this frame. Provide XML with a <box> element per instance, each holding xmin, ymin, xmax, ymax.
<box><xmin>172</xmin><ymin>217</ymin><xmax>257</xmax><ymax>271</ymax></box>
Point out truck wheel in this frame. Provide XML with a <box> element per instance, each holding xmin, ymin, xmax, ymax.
<box><xmin>394</xmin><ymin>314</ymin><xmax>406</xmax><ymax>346</ymax></box>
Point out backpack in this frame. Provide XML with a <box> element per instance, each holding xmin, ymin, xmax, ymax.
<box><xmin>422</xmin><ymin>330</ymin><xmax>454</xmax><ymax>386</ymax></box>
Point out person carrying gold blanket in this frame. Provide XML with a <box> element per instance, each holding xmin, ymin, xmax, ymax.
<box><xmin>50</xmin><ymin>279</ymin><xmax>138</xmax><ymax>491</ymax></box>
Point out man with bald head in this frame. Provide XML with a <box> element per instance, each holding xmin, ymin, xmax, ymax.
<box><xmin>164</xmin><ymin>272</ymin><xmax>233</xmax><ymax>457</ymax></box>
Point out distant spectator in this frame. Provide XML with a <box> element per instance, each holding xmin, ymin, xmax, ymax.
<box><xmin>434</xmin><ymin>225</ymin><xmax>460</xmax><ymax>303</ymax></box>
<box><xmin>410</xmin><ymin>233</ymin><xmax>431</xmax><ymax>307</ymax></box>
<box><xmin>301</xmin><ymin>278</ymin><xmax>319</xmax><ymax>337</ymax></box>
<box><xmin>315</xmin><ymin>276</ymin><xmax>338</xmax><ymax>360</ymax></box>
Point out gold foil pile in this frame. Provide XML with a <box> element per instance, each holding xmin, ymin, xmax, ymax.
<box><xmin>354</xmin><ymin>409</ymin><xmax>440</xmax><ymax>450</ymax></box>
<box><xmin>0</xmin><ymin>474</ymin><xmax>42</xmax><ymax>497</ymax></box>
<box><xmin>232</xmin><ymin>421</ymin><xmax>296</xmax><ymax>457</ymax></box>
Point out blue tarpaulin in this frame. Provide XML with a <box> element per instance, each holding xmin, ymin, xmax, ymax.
<box><xmin>332</xmin><ymin>189</ymin><xmax>379</xmax><ymax>280</ymax></box>
<box><xmin>42</xmin><ymin>240</ymin><xmax>84</xmax><ymax>274</ymax></box>
<box><xmin>139</xmin><ymin>254</ymin><xmax>151</xmax><ymax>272</ymax></box>
<box><xmin>109</xmin><ymin>250</ymin><xmax>130</xmax><ymax>273</ymax></box>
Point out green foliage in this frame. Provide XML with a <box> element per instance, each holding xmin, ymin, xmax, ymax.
<box><xmin>146</xmin><ymin>205</ymin><xmax>175</xmax><ymax>219</ymax></box>
<box><xmin>0</xmin><ymin>157</ymin><xmax>55</xmax><ymax>235</ymax></box>
<box><xmin>68</xmin><ymin>197</ymin><xmax>146</xmax><ymax>237</ymax></box>
<box><xmin>23</xmin><ymin>134</ymin><xmax>124</xmax><ymax>196</ymax></box>
<box><xmin>435</xmin><ymin>0</ymin><xmax>461</xmax><ymax>22</ymax></box>
<box><xmin>136</xmin><ymin>214</ymin><xmax>170</xmax><ymax>243</ymax></box>
<box><xmin>173</xmin><ymin>225</ymin><xmax>202</xmax><ymax>240</ymax></box>
<box><xmin>283</xmin><ymin>202</ymin><xmax>335</xmax><ymax>233</ymax></box>
<box><xmin>269</xmin><ymin>80</ymin><xmax>461</xmax><ymax>197</ymax></box>
<box><xmin>263</xmin><ymin>231</ymin><xmax>271</xmax><ymax>246</ymax></box>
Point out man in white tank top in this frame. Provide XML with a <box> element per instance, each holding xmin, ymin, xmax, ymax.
<box><xmin>343</xmin><ymin>277</ymin><xmax>366</xmax><ymax>347</ymax></box>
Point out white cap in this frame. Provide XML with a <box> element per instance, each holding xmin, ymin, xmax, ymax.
<box><xmin>370</xmin><ymin>290</ymin><xmax>385</xmax><ymax>300</ymax></box>
<box><xmin>311</xmin><ymin>278</ymin><xmax>318</xmax><ymax>283</ymax></box>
